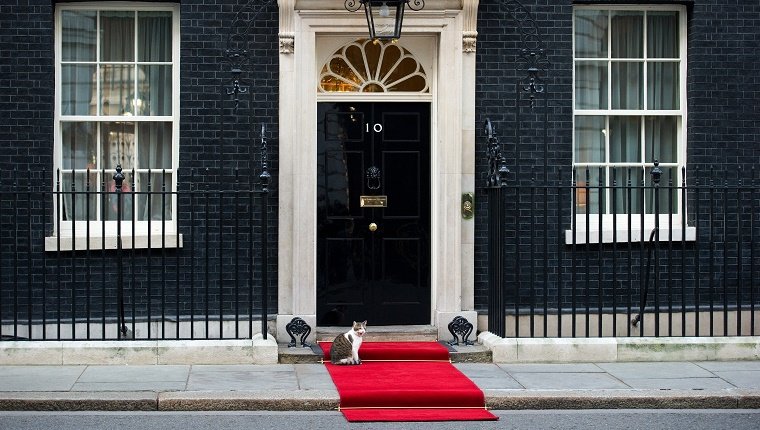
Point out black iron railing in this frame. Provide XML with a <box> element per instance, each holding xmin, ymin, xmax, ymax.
<box><xmin>0</xmin><ymin>165</ymin><xmax>271</xmax><ymax>341</ymax></box>
<box><xmin>485</xmin><ymin>158</ymin><xmax>759</xmax><ymax>338</ymax></box>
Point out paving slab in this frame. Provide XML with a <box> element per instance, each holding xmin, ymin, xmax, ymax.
<box><xmin>510</xmin><ymin>372</ymin><xmax>630</xmax><ymax>390</ymax></box>
<box><xmin>71</xmin><ymin>381</ymin><xmax>188</xmax><ymax>392</ymax></box>
<box><xmin>596</xmin><ymin>362</ymin><xmax>715</xmax><ymax>379</ymax></box>
<box><xmin>497</xmin><ymin>363</ymin><xmax>603</xmax><ymax>373</ymax></box>
<box><xmin>186</xmin><ymin>370</ymin><xmax>299</xmax><ymax>391</ymax></box>
<box><xmin>77</xmin><ymin>365</ymin><xmax>189</xmax><ymax>383</ymax></box>
<box><xmin>0</xmin><ymin>366</ymin><xmax>85</xmax><ymax>391</ymax></box>
<box><xmin>455</xmin><ymin>363</ymin><xmax>525</xmax><ymax>389</ymax></box>
<box><xmin>455</xmin><ymin>363</ymin><xmax>511</xmax><ymax>378</ymax></box>
<box><xmin>711</xmin><ymin>371</ymin><xmax>760</xmax><ymax>389</ymax></box>
<box><xmin>293</xmin><ymin>365</ymin><xmax>334</xmax><ymax>390</ymax></box>
<box><xmin>191</xmin><ymin>364</ymin><xmax>295</xmax><ymax>373</ymax></box>
<box><xmin>696</xmin><ymin>361</ymin><xmax>760</xmax><ymax>372</ymax></box>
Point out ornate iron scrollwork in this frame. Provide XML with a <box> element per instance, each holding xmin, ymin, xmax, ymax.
<box><xmin>260</xmin><ymin>124</ymin><xmax>270</xmax><ymax>192</ymax></box>
<box><xmin>485</xmin><ymin>119</ymin><xmax>509</xmax><ymax>189</ymax></box>
<box><xmin>447</xmin><ymin>316</ymin><xmax>475</xmax><ymax>346</ymax></box>
<box><xmin>495</xmin><ymin>0</ymin><xmax>550</xmax><ymax>109</ymax></box>
<box><xmin>285</xmin><ymin>317</ymin><xmax>312</xmax><ymax>348</ymax></box>
<box><xmin>519</xmin><ymin>48</ymin><xmax>548</xmax><ymax>108</ymax></box>
<box><xmin>223</xmin><ymin>0</ymin><xmax>276</xmax><ymax>110</ymax></box>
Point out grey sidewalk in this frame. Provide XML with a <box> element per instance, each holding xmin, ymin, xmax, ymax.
<box><xmin>1</xmin><ymin>361</ymin><xmax>759</xmax><ymax>411</ymax></box>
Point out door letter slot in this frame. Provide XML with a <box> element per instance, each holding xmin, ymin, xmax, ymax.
<box><xmin>360</xmin><ymin>195</ymin><xmax>388</xmax><ymax>208</ymax></box>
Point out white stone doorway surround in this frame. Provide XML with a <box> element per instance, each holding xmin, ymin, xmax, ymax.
<box><xmin>275</xmin><ymin>0</ymin><xmax>480</xmax><ymax>343</ymax></box>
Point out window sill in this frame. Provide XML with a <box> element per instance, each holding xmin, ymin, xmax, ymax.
<box><xmin>45</xmin><ymin>234</ymin><xmax>184</xmax><ymax>252</ymax></box>
<box><xmin>564</xmin><ymin>226</ymin><xmax>696</xmax><ymax>245</ymax></box>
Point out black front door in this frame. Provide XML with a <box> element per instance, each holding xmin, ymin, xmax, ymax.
<box><xmin>317</xmin><ymin>102</ymin><xmax>430</xmax><ymax>326</ymax></box>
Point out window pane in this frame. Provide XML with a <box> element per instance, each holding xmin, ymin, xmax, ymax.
<box><xmin>102</xmin><ymin>122</ymin><xmax>135</xmax><ymax>170</ymax></box>
<box><xmin>100</xmin><ymin>11</ymin><xmax>135</xmax><ymax>62</ymax></box>
<box><xmin>136</xmin><ymin>172</ymin><xmax>172</xmax><ymax>221</ymax></box>
<box><xmin>609</xmin><ymin>116</ymin><xmax>641</xmax><ymax>163</ymax></box>
<box><xmin>138</xmin><ymin>122</ymin><xmax>172</xmax><ymax>169</ymax></box>
<box><xmin>61</xmin><ymin>172</ymin><xmax>98</xmax><ymax>221</ymax></box>
<box><xmin>62</xmin><ymin>122</ymin><xmax>97</xmax><ymax>170</ymax></box>
<box><xmin>645</xmin><ymin>116</ymin><xmax>678</xmax><ymax>163</ymax></box>
<box><xmin>138</xmin><ymin>11</ymin><xmax>172</xmax><ymax>62</ymax></box>
<box><xmin>612</xmin><ymin>62</ymin><xmax>642</xmax><ymax>109</ymax></box>
<box><xmin>610</xmin><ymin>167</ymin><xmax>643</xmax><ymax>214</ymax></box>
<box><xmin>575</xmin><ymin>168</ymin><xmax>603</xmax><ymax>215</ymax></box>
<box><xmin>137</xmin><ymin>65</ymin><xmax>172</xmax><ymax>115</ymax></box>
<box><xmin>647</xmin><ymin>62</ymin><xmax>679</xmax><ymax>109</ymax></box>
<box><xmin>62</xmin><ymin>10</ymin><xmax>96</xmax><ymax>62</ymax></box>
<box><xmin>645</xmin><ymin>167</ymin><xmax>678</xmax><ymax>214</ymax></box>
<box><xmin>574</xmin><ymin>116</ymin><xmax>605</xmax><ymax>163</ymax></box>
<box><xmin>61</xmin><ymin>65</ymin><xmax>96</xmax><ymax>115</ymax></box>
<box><xmin>103</xmin><ymin>171</ymin><xmax>134</xmax><ymax>221</ymax></box>
<box><xmin>611</xmin><ymin>12</ymin><xmax>643</xmax><ymax>58</ymax></box>
<box><xmin>648</xmin><ymin>12</ymin><xmax>679</xmax><ymax>58</ymax></box>
<box><xmin>100</xmin><ymin>65</ymin><xmax>135</xmax><ymax>116</ymax></box>
<box><xmin>575</xmin><ymin>61</ymin><xmax>608</xmax><ymax>109</ymax></box>
<box><xmin>575</xmin><ymin>10</ymin><xmax>608</xmax><ymax>58</ymax></box>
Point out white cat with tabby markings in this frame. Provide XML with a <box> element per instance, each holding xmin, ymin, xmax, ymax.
<box><xmin>329</xmin><ymin>320</ymin><xmax>367</xmax><ymax>365</ymax></box>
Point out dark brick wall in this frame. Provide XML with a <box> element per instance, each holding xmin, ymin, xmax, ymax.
<box><xmin>179</xmin><ymin>0</ymin><xmax>279</xmax><ymax>314</ymax></box>
<box><xmin>0</xmin><ymin>0</ymin><xmax>54</xmax><ymax>175</ymax></box>
<box><xmin>687</xmin><ymin>0</ymin><xmax>760</xmax><ymax>170</ymax></box>
<box><xmin>0</xmin><ymin>0</ymin><xmax>280</xmax><ymax>330</ymax></box>
<box><xmin>2</xmin><ymin>0</ymin><xmax>759</xmax><ymax>333</ymax></box>
<box><xmin>473</xmin><ymin>0</ymin><xmax>760</xmax><ymax>317</ymax></box>
<box><xmin>474</xmin><ymin>0</ymin><xmax>574</xmax><ymax>312</ymax></box>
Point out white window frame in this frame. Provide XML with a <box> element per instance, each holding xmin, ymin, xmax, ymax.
<box><xmin>49</xmin><ymin>2</ymin><xmax>181</xmax><ymax>251</ymax></box>
<box><xmin>568</xmin><ymin>4</ymin><xmax>693</xmax><ymax>244</ymax></box>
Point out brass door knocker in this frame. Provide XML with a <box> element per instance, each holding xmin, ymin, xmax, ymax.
<box><xmin>366</xmin><ymin>166</ymin><xmax>381</xmax><ymax>190</ymax></box>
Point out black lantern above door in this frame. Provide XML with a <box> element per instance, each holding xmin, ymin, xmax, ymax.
<box><xmin>345</xmin><ymin>0</ymin><xmax>425</xmax><ymax>40</ymax></box>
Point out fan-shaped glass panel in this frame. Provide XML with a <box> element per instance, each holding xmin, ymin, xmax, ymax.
<box><xmin>319</xmin><ymin>39</ymin><xmax>428</xmax><ymax>93</ymax></box>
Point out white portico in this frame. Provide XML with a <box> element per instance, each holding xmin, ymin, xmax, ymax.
<box><xmin>275</xmin><ymin>0</ymin><xmax>480</xmax><ymax>342</ymax></box>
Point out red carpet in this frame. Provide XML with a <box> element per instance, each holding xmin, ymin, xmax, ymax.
<box><xmin>319</xmin><ymin>341</ymin><xmax>498</xmax><ymax>422</ymax></box>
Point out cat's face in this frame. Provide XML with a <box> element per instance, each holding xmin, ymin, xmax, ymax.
<box><xmin>352</xmin><ymin>320</ymin><xmax>367</xmax><ymax>337</ymax></box>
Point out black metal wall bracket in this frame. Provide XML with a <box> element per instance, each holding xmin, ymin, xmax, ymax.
<box><xmin>285</xmin><ymin>317</ymin><xmax>312</xmax><ymax>348</ymax></box>
<box><xmin>447</xmin><ymin>316</ymin><xmax>475</xmax><ymax>346</ymax></box>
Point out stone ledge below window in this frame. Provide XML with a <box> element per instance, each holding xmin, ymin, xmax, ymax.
<box><xmin>45</xmin><ymin>234</ymin><xmax>184</xmax><ymax>252</ymax></box>
<box><xmin>565</xmin><ymin>227</ymin><xmax>696</xmax><ymax>245</ymax></box>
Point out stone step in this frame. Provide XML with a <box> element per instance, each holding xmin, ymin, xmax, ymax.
<box><xmin>278</xmin><ymin>324</ymin><xmax>490</xmax><ymax>364</ymax></box>
<box><xmin>277</xmin><ymin>342</ymin><xmax>491</xmax><ymax>364</ymax></box>
<box><xmin>315</xmin><ymin>325</ymin><xmax>439</xmax><ymax>342</ymax></box>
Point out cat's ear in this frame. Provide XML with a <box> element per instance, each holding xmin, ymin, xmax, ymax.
<box><xmin>352</xmin><ymin>321</ymin><xmax>358</xmax><ymax>326</ymax></box>
<box><xmin>362</xmin><ymin>320</ymin><xmax>367</xmax><ymax>326</ymax></box>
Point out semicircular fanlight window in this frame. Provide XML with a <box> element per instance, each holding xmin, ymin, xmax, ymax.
<box><xmin>319</xmin><ymin>39</ymin><xmax>428</xmax><ymax>93</ymax></box>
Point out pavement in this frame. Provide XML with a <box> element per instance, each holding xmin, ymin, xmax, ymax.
<box><xmin>1</xmin><ymin>360</ymin><xmax>760</xmax><ymax>411</ymax></box>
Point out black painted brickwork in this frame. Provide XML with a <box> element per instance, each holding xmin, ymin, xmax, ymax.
<box><xmin>0</xmin><ymin>0</ymin><xmax>280</xmax><ymax>327</ymax></box>
<box><xmin>473</xmin><ymin>0</ymin><xmax>760</xmax><ymax>315</ymax></box>
<box><xmin>0</xmin><ymin>0</ymin><xmax>54</xmax><ymax>177</ymax></box>
<box><xmin>2</xmin><ymin>0</ymin><xmax>760</xmax><ymax>329</ymax></box>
